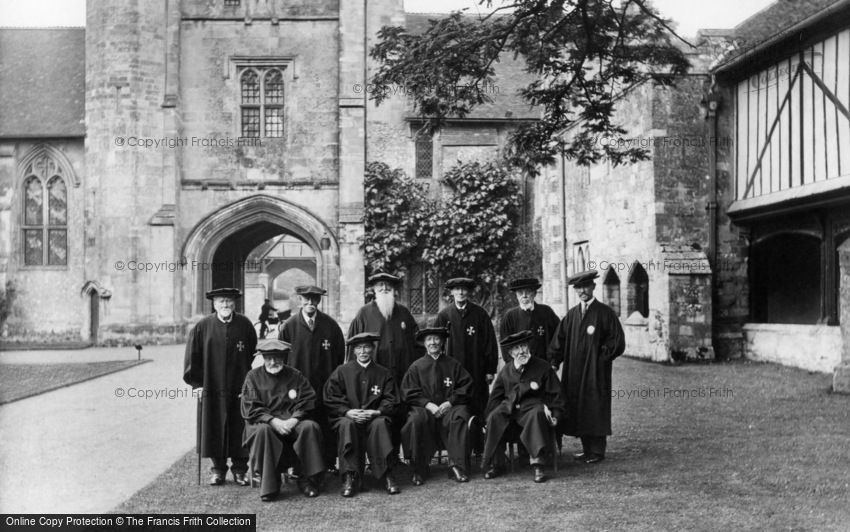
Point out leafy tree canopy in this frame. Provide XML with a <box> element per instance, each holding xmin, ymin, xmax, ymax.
<box><xmin>370</xmin><ymin>0</ymin><xmax>690</xmax><ymax>174</ymax></box>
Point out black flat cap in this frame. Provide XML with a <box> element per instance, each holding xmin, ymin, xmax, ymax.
<box><xmin>295</xmin><ymin>285</ymin><xmax>327</xmax><ymax>296</ymax></box>
<box><xmin>368</xmin><ymin>272</ymin><xmax>401</xmax><ymax>286</ymax></box>
<box><xmin>346</xmin><ymin>332</ymin><xmax>381</xmax><ymax>346</ymax></box>
<box><xmin>206</xmin><ymin>287</ymin><xmax>242</xmax><ymax>299</ymax></box>
<box><xmin>253</xmin><ymin>338</ymin><xmax>291</xmax><ymax>357</ymax></box>
<box><xmin>445</xmin><ymin>277</ymin><xmax>475</xmax><ymax>289</ymax></box>
<box><xmin>568</xmin><ymin>270</ymin><xmax>599</xmax><ymax>287</ymax></box>
<box><xmin>499</xmin><ymin>330</ymin><xmax>534</xmax><ymax>349</ymax></box>
<box><xmin>508</xmin><ymin>278</ymin><xmax>542</xmax><ymax>291</ymax></box>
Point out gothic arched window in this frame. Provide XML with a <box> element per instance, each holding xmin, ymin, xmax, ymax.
<box><xmin>627</xmin><ymin>262</ymin><xmax>649</xmax><ymax>318</ymax></box>
<box><xmin>603</xmin><ymin>268</ymin><xmax>621</xmax><ymax>316</ymax></box>
<box><xmin>22</xmin><ymin>155</ymin><xmax>68</xmax><ymax>266</ymax></box>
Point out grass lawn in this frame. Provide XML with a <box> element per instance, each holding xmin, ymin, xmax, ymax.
<box><xmin>0</xmin><ymin>360</ymin><xmax>150</xmax><ymax>404</ymax></box>
<box><xmin>114</xmin><ymin>358</ymin><xmax>850</xmax><ymax>531</ymax></box>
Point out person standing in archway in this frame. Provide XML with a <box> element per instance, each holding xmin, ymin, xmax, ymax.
<box><xmin>184</xmin><ymin>287</ymin><xmax>258</xmax><ymax>486</ymax></box>
<box><xmin>258</xmin><ymin>298</ymin><xmax>278</xmax><ymax>339</ymax></box>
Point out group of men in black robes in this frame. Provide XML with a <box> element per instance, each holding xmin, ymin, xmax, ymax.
<box><xmin>183</xmin><ymin>268</ymin><xmax>626</xmax><ymax>500</ymax></box>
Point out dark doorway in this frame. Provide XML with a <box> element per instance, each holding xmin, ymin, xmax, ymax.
<box><xmin>89</xmin><ymin>292</ymin><xmax>99</xmax><ymax>344</ymax></box>
<box><xmin>751</xmin><ymin>233</ymin><xmax>821</xmax><ymax>324</ymax></box>
<box><xmin>210</xmin><ymin>221</ymin><xmax>287</xmax><ymax>313</ymax></box>
<box><xmin>210</xmin><ymin>222</ymin><xmax>318</xmax><ymax>318</ymax></box>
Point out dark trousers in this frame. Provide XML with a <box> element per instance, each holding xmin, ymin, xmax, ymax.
<box><xmin>401</xmin><ymin>405</ymin><xmax>471</xmax><ymax>472</ymax></box>
<box><xmin>332</xmin><ymin>415</ymin><xmax>396</xmax><ymax>479</ymax></box>
<box><xmin>483</xmin><ymin>403</ymin><xmax>554</xmax><ymax>467</ymax></box>
<box><xmin>245</xmin><ymin>421</ymin><xmax>325</xmax><ymax>498</ymax></box>
<box><xmin>312</xmin><ymin>403</ymin><xmax>337</xmax><ymax>468</ymax></box>
<box><xmin>579</xmin><ymin>435</ymin><xmax>607</xmax><ymax>458</ymax></box>
<box><xmin>210</xmin><ymin>456</ymin><xmax>248</xmax><ymax>475</ymax></box>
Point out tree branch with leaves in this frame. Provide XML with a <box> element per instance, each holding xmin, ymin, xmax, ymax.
<box><xmin>369</xmin><ymin>0</ymin><xmax>691</xmax><ymax>175</ymax></box>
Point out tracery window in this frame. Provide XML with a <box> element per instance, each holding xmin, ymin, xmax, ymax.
<box><xmin>23</xmin><ymin>155</ymin><xmax>67</xmax><ymax>266</ymax></box>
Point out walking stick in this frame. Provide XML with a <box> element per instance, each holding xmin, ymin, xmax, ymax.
<box><xmin>196</xmin><ymin>391</ymin><xmax>202</xmax><ymax>485</ymax></box>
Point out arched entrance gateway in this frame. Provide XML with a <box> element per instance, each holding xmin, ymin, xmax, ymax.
<box><xmin>180</xmin><ymin>195</ymin><xmax>340</xmax><ymax>322</ymax></box>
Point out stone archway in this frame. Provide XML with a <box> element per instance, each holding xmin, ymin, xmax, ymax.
<box><xmin>180</xmin><ymin>195</ymin><xmax>339</xmax><ymax>321</ymax></box>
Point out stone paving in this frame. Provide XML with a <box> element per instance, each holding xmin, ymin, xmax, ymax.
<box><xmin>0</xmin><ymin>344</ymin><xmax>197</xmax><ymax>513</ymax></box>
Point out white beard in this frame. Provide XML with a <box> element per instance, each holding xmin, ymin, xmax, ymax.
<box><xmin>375</xmin><ymin>292</ymin><xmax>395</xmax><ymax>320</ymax></box>
<box><xmin>264</xmin><ymin>363</ymin><xmax>283</xmax><ymax>374</ymax></box>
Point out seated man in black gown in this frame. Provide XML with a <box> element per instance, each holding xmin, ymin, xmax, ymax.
<box><xmin>482</xmin><ymin>330</ymin><xmax>564</xmax><ymax>483</ymax></box>
<box><xmin>323</xmin><ymin>332</ymin><xmax>402</xmax><ymax>497</ymax></box>
<box><xmin>401</xmin><ymin>326</ymin><xmax>474</xmax><ymax>485</ymax></box>
<box><xmin>241</xmin><ymin>339</ymin><xmax>325</xmax><ymax>501</ymax></box>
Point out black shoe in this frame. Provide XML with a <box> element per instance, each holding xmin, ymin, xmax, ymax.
<box><xmin>483</xmin><ymin>466</ymin><xmax>500</xmax><ymax>480</ymax></box>
<box><xmin>341</xmin><ymin>472</ymin><xmax>357</xmax><ymax>498</ymax></box>
<box><xmin>411</xmin><ymin>473</ymin><xmax>425</xmax><ymax>486</ymax></box>
<box><xmin>260</xmin><ymin>493</ymin><xmax>275</xmax><ymax>502</ymax></box>
<box><xmin>384</xmin><ymin>473</ymin><xmax>401</xmax><ymax>495</ymax></box>
<box><xmin>209</xmin><ymin>472</ymin><xmax>224</xmax><ymax>486</ymax></box>
<box><xmin>233</xmin><ymin>472</ymin><xmax>249</xmax><ymax>486</ymax></box>
<box><xmin>449</xmin><ymin>466</ymin><xmax>469</xmax><ymax>483</ymax></box>
<box><xmin>533</xmin><ymin>465</ymin><xmax>547</xmax><ymax>483</ymax></box>
<box><xmin>584</xmin><ymin>455</ymin><xmax>604</xmax><ymax>464</ymax></box>
<box><xmin>573</xmin><ymin>452</ymin><xmax>587</xmax><ymax>461</ymax></box>
<box><xmin>299</xmin><ymin>479</ymin><xmax>319</xmax><ymax>498</ymax></box>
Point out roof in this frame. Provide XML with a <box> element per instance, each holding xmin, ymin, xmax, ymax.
<box><xmin>403</xmin><ymin>13</ymin><xmax>538</xmax><ymax>121</ymax></box>
<box><xmin>0</xmin><ymin>28</ymin><xmax>86</xmax><ymax>138</ymax></box>
<box><xmin>714</xmin><ymin>0</ymin><xmax>850</xmax><ymax>76</ymax></box>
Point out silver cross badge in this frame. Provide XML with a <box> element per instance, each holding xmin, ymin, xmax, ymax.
<box><xmin>444</xmin><ymin>378</ymin><xmax>453</xmax><ymax>387</ymax></box>
<box><xmin>236</xmin><ymin>341</ymin><xmax>245</xmax><ymax>352</ymax></box>
<box><xmin>537</xmin><ymin>326</ymin><xmax>545</xmax><ymax>336</ymax></box>
<box><xmin>466</xmin><ymin>326</ymin><xmax>475</xmax><ymax>336</ymax></box>
<box><xmin>322</xmin><ymin>340</ymin><xmax>331</xmax><ymax>350</ymax></box>
<box><xmin>371</xmin><ymin>385</ymin><xmax>381</xmax><ymax>395</ymax></box>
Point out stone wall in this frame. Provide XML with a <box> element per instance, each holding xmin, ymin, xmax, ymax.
<box><xmin>744</xmin><ymin>323</ymin><xmax>842</xmax><ymax>373</ymax></box>
<box><xmin>537</xmin><ymin>73</ymin><xmax>728</xmax><ymax>361</ymax></box>
<box><xmin>85</xmin><ymin>0</ymin><xmax>170</xmax><ymax>336</ymax></box>
<box><xmin>712</xmin><ymin>83</ymin><xmax>750</xmax><ymax>359</ymax></box>
<box><xmin>178</xmin><ymin>15</ymin><xmax>339</xmax><ymax>183</ymax></box>
<box><xmin>0</xmin><ymin>140</ymin><xmax>87</xmax><ymax>341</ymax></box>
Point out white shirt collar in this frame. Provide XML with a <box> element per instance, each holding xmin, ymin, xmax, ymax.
<box><xmin>302</xmin><ymin>309</ymin><xmax>316</xmax><ymax>322</ymax></box>
<box><xmin>216</xmin><ymin>313</ymin><xmax>233</xmax><ymax>324</ymax></box>
<box><xmin>357</xmin><ymin>360</ymin><xmax>372</xmax><ymax>369</ymax></box>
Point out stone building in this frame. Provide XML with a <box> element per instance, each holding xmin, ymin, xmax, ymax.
<box><xmin>536</xmin><ymin>0</ymin><xmax>850</xmax><ymax>389</ymax></box>
<box><xmin>0</xmin><ymin>1</ymin><xmax>531</xmax><ymax>346</ymax></box>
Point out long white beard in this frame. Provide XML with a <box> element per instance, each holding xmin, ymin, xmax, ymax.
<box><xmin>375</xmin><ymin>292</ymin><xmax>395</xmax><ymax>320</ymax></box>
